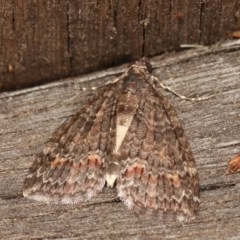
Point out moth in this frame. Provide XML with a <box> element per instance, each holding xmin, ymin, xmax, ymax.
<box><xmin>23</xmin><ymin>59</ymin><xmax>200</xmax><ymax>221</ymax></box>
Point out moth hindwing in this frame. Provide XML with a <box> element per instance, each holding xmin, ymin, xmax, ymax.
<box><xmin>23</xmin><ymin>59</ymin><xmax>200</xmax><ymax>221</ymax></box>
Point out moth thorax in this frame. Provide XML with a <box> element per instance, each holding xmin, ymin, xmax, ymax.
<box><xmin>123</xmin><ymin>73</ymin><xmax>144</xmax><ymax>94</ymax></box>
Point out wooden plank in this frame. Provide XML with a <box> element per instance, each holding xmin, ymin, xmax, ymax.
<box><xmin>0</xmin><ymin>40</ymin><xmax>240</xmax><ymax>239</ymax></box>
<box><xmin>1</xmin><ymin>1</ymin><xmax>240</xmax><ymax>91</ymax></box>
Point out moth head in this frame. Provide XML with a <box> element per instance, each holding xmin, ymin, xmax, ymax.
<box><xmin>128</xmin><ymin>58</ymin><xmax>152</xmax><ymax>75</ymax></box>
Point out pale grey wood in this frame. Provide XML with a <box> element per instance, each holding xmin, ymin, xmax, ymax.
<box><xmin>0</xmin><ymin>40</ymin><xmax>240</xmax><ymax>240</ymax></box>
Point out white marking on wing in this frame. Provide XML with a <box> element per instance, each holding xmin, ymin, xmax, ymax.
<box><xmin>105</xmin><ymin>173</ymin><xmax>118</xmax><ymax>187</ymax></box>
<box><xmin>114</xmin><ymin>116</ymin><xmax>133</xmax><ymax>154</ymax></box>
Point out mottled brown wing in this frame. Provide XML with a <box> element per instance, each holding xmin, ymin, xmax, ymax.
<box><xmin>117</xmin><ymin>89</ymin><xmax>200</xmax><ymax>221</ymax></box>
<box><xmin>23</xmin><ymin>86</ymin><xmax>117</xmax><ymax>204</ymax></box>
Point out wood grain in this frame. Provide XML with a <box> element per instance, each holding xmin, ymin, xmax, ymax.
<box><xmin>1</xmin><ymin>1</ymin><xmax>240</xmax><ymax>91</ymax></box>
<box><xmin>0</xmin><ymin>40</ymin><xmax>240</xmax><ymax>240</ymax></box>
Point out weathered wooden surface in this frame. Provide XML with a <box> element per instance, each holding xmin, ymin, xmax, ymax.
<box><xmin>1</xmin><ymin>0</ymin><xmax>240</xmax><ymax>91</ymax></box>
<box><xmin>0</xmin><ymin>40</ymin><xmax>240</xmax><ymax>239</ymax></box>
